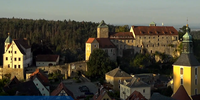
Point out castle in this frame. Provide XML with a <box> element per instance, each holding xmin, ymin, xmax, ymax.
<box><xmin>86</xmin><ymin>20</ymin><xmax>179</xmax><ymax>61</ymax></box>
<box><xmin>1</xmin><ymin>33</ymin><xmax>33</xmax><ymax>80</ymax></box>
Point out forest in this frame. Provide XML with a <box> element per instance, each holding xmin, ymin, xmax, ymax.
<box><xmin>0</xmin><ymin>18</ymin><xmax>127</xmax><ymax>65</ymax></box>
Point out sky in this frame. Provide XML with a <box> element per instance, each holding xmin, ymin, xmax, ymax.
<box><xmin>1</xmin><ymin>0</ymin><xmax>200</xmax><ymax>29</ymax></box>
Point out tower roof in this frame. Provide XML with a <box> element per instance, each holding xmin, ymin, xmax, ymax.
<box><xmin>183</xmin><ymin>24</ymin><xmax>192</xmax><ymax>42</ymax></box>
<box><xmin>97</xmin><ymin>20</ymin><xmax>108</xmax><ymax>28</ymax></box>
<box><xmin>5</xmin><ymin>33</ymin><xmax>12</xmax><ymax>43</ymax></box>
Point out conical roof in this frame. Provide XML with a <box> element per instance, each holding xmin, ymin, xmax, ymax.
<box><xmin>5</xmin><ymin>33</ymin><xmax>12</xmax><ymax>43</ymax></box>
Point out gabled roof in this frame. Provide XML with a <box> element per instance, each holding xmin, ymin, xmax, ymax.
<box><xmin>122</xmin><ymin>77</ymin><xmax>149</xmax><ymax>88</ymax></box>
<box><xmin>131</xmin><ymin>26</ymin><xmax>178</xmax><ymax>35</ymax></box>
<box><xmin>36</xmin><ymin>54</ymin><xmax>59</xmax><ymax>62</ymax></box>
<box><xmin>96</xmin><ymin>38</ymin><xmax>116</xmax><ymax>48</ymax></box>
<box><xmin>93</xmin><ymin>86</ymin><xmax>112</xmax><ymax>100</ymax></box>
<box><xmin>109</xmin><ymin>32</ymin><xmax>134</xmax><ymax>39</ymax></box>
<box><xmin>150</xmin><ymin>93</ymin><xmax>175</xmax><ymax>100</ymax></box>
<box><xmin>86</xmin><ymin>38</ymin><xmax>96</xmax><ymax>43</ymax></box>
<box><xmin>172</xmin><ymin>85</ymin><xmax>191</xmax><ymax>100</ymax></box>
<box><xmin>30</xmin><ymin>69</ymin><xmax>49</xmax><ymax>86</ymax></box>
<box><xmin>173</xmin><ymin>53</ymin><xmax>200</xmax><ymax>66</ymax></box>
<box><xmin>3</xmin><ymin>80</ymin><xmax>41</xmax><ymax>96</ymax></box>
<box><xmin>126</xmin><ymin>90</ymin><xmax>147</xmax><ymax>100</ymax></box>
<box><xmin>106</xmin><ymin>67</ymin><xmax>131</xmax><ymax>77</ymax></box>
<box><xmin>5</xmin><ymin>76</ymin><xmax>21</xmax><ymax>87</ymax></box>
<box><xmin>13</xmin><ymin>39</ymin><xmax>30</xmax><ymax>55</ymax></box>
<box><xmin>51</xmin><ymin>82</ymin><xmax>75</xmax><ymax>99</ymax></box>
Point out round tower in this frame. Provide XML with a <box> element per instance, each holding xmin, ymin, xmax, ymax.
<box><xmin>4</xmin><ymin>33</ymin><xmax>12</xmax><ymax>52</ymax></box>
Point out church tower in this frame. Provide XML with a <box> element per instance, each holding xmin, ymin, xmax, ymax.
<box><xmin>173</xmin><ymin>24</ymin><xmax>200</xmax><ymax>96</ymax></box>
<box><xmin>97</xmin><ymin>20</ymin><xmax>109</xmax><ymax>38</ymax></box>
<box><xmin>4</xmin><ymin>33</ymin><xmax>12</xmax><ymax>52</ymax></box>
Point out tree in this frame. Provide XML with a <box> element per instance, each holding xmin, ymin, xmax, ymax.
<box><xmin>86</xmin><ymin>49</ymin><xmax>113</xmax><ymax>79</ymax></box>
<box><xmin>178</xmin><ymin>25</ymin><xmax>191</xmax><ymax>40</ymax></box>
<box><xmin>115</xmin><ymin>25</ymin><xmax>129</xmax><ymax>32</ymax></box>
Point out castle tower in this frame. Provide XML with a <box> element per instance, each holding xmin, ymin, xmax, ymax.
<box><xmin>97</xmin><ymin>20</ymin><xmax>109</xmax><ymax>38</ymax></box>
<box><xmin>173</xmin><ymin>24</ymin><xmax>200</xmax><ymax>96</ymax></box>
<box><xmin>4</xmin><ymin>33</ymin><xmax>12</xmax><ymax>52</ymax></box>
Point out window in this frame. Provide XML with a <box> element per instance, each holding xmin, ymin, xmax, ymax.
<box><xmin>111</xmin><ymin>49</ymin><xmax>112</xmax><ymax>52</ymax></box>
<box><xmin>14</xmin><ymin>65</ymin><xmax>16</xmax><ymax>68</ymax></box>
<box><xmin>195</xmin><ymin>67</ymin><xmax>198</xmax><ymax>75</ymax></box>
<box><xmin>195</xmin><ymin>79</ymin><xmax>197</xmax><ymax>85</ymax></box>
<box><xmin>15</xmin><ymin>51</ymin><xmax>17</xmax><ymax>54</ymax></box>
<box><xmin>180</xmin><ymin>68</ymin><xmax>183</xmax><ymax>74</ymax></box>
<box><xmin>36</xmin><ymin>83</ymin><xmax>38</xmax><ymax>86</ymax></box>
<box><xmin>6</xmin><ymin>57</ymin><xmax>8</xmax><ymax>60</ymax></box>
<box><xmin>143</xmin><ymin>89</ymin><xmax>145</xmax><ymax>93</ymax></box>
<box><xmin>158</xmin><ymin>43</ymin><xmax>159</xmax><ymax>46</ymax></box>
<box><xmin>158</xmin><ymin>39</ymin><xmax>159</xmax><ymax>41</ymax></box>
<box><xmin>181</xmin><ymin>78</ymin><xmax>183</xmax><ymax>85</ymax></box>
<box><xmin>153</xmin><ymin>37</ymin><xmax>155</xmax><ymax>39</ymax></box>
<box><xmin>195</xmin><ymin>89</ymin><xmax>198</xmax><ymax>95</ymax></box>
<box><xmin>8</xmin><ymin>64</ymin><xmax>10</xmax><ymax>68</ymax></box>
<box><xmin>9</xmin><ymin>51</ymin><xmax>10</xmax><ymax>53</ymax></box>
<box><xmin>79</xmin><ymin>65</ymin><xmax>82</xmax><ymax>67</ymax></box>
<box><xmin>144</xmin><ymin>37</ymin><xmax>146</xmax><ymax>39</ymax></box>
<box><xmin>127</xmin><ymin>40</ymin><xmax>129</xmax><ymax>43</ymax></box>
<box><xmin>14</xmin><ymin>58</ymin><xmax>16</xmax><ymax>61</ymax></box>
<box><xmin>94</xmin><ymin>45</ymin><xmax>96</xmax><ymax>47</ymax></box>
<box><xmin>18</xmin><ymin>65</ymin><xmax>20</xmax><ymax>68</ymax></box>
<box><xmin>42</xmin><ymin>88</ymin><xmax>44</xmax><ymax>90</ymax></box>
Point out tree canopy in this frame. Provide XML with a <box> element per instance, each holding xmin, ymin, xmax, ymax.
<box><xmin>86</xmin><ymin>49</ymin><xmax>114</xmax><ymax>79</ymax></box>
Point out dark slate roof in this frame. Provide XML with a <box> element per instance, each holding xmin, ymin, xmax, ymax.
<box><xmin>172</xmin><ymin>85</ymin><xmax>191</xmax><ymax>100</ymax></box>
<box><xmin>36</xmin><ymin>54</ymin><xmax>59</xmax><ymax>62</ymax></box>
<box><xmin>122</xmin><ymin>77</ymin><xmax>149</xmax><ymax>88</ymax></box>
<box><xmin>106</xmin><ymin>67</ymin><xmax>131</xmax><ymax>77</ymax></box>
<box><xmin>173</xmin><ymin>53</ymin><xmax>200</xmax><ymax>66</ymax></box>
<box><xmin>5</xmin><ymin>76</ymin><xmax>21</xmax><ymax>86</ymax></box>
<box><xmin>150</xmin><ymin>93</ymin><xmax>175</xmax><ymax>100</ymax></box>
<box><xmin>30</xmin><ymin>69</ymin><xmax>49</xmax><ymax>86</ymax></box>
<box><xmin>3</xmin><ymin>80</ymin><xmax>41</xmax><ymax>96</ymax></box>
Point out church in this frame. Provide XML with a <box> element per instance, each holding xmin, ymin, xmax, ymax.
<box><xmin>173</xmin><ymin>24</ymin><xmax>200</xmax><ymax>98</ymax></box>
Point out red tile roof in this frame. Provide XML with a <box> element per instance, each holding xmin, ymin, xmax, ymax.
<box><xmin>109</xmin><ymin>32</ymin><xmax>134</xmax><ymax>39</ymax></box>
<box><xmin>131</xmin><ymin>26</ymin><xmax>178</xmax><ymax>35</ymax></box>
<box><xmin>96</xmin><ymin>38</ymin><xmax>116</xmax><ymax>48</ymax></box>
<box><xmin>172</xmin><ymin>85</ymin><xmax>191</xmax><ymax>100</ymax></box>
<box><xmin>30</xmin><ymin>69</ymin><xmax>49</xmax><ymax>86</ymax></box>
<box><xmin>86</xmin><ymin>38</ymin><xmax>95</xmax><ymax>43</ymax></box>
<box><xmin>36</xmin><ymin>54</ymin><xmax>59</xmax><ymax>62</ymax></box>
<box><xmin>51</xmin><ymin>82</ymin><xmax>75</xmax><ymax>99</ymax></box>
<box><xmin>126</xmin><ymin>90</ymin><xmax>147</xmax><ymax>100</ymax></box>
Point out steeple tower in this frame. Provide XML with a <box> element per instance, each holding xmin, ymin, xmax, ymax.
<box><xmin>97</xmin><ymin>20</ymin><xmax>109</xmax><ymax>38</ymax></box>
<box><xmin>4</xmin><ymin>33</ymin><xmax>12</xmax><ymax>52</ymax></box>
<box><xmin>173</xmin><ymin>24</ymin><xmax>200</xmax><ymax>97</ymax></box>
<box><xmin>182</xmin><ymin>24</ymin><xmax>193</xmax><ymax>53</ymax></box>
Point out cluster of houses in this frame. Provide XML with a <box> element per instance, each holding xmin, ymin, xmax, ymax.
<box><xmin>2</xmin><ymin>69</ymin><xmax>75</xmax><ymax>99</ymax></box>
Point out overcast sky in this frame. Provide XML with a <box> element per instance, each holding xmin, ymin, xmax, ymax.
<box><xmin>1</xmin><ymin>0</ymin><xmax>200</xmax><ymax>29</ymax></box>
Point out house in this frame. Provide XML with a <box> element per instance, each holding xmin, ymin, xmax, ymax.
<box><xmin>173</xmin><ymin>24</ymin><xmax>200</xmax><ymax>97</ymax></box>
<box><xmin>126</xmin><ymin>90</ymin><xmax>147</xmax><ymax>100</ymax></box>
<box><xmin>51</xmin><ymin>82</ymin><xmax>75</xmax><ymax>99</ymax></box>
<box><xmin>3</xmin><ymin>76</ymin><xmax>41</xmax><ymax>96</ymax></box>
<box><xmin>85</xmin><ymin>20</ymin><xmax>179</xmax><ymax>61</ymax></box>
<box><xmin>93</xmin><ymin>86</ymin><xmax>113</xmax><ymax>100</ymax></box>
<box><xmin>29</xmin><ymin>69</ymin><xmax>50</xmax><ymax>96</ymax></box>
<box><xmin>85</xmin><ymin>38</ymin><xmax>116</xmax><ymax>61</ymax></box>
<box><xmin>120</xmin><ymin>77</ymin><xmax>151</xmax><ymax>99</ymax></box>
<box><xmin>172</xmin><ymin>85</ymin><xmax>191</xmax><ymax>100</ymax></box>
<box><xmin>105</xmin><ymin>67</ymin><xmax>132</xmax><ymax>90</ymax></box>
<box><xmin>2</xmin><ymin>33</ymin><xmax>32</xmax><ymax>80</ymax></box>
<box><xmin>36</xmin><ymin>54</ymin><xmax>59</xmax><ymax>66</ymax></box>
